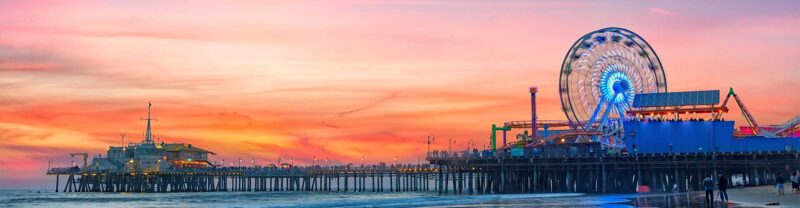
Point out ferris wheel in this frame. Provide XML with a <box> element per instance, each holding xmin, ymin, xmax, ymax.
<box><xmin>558</xmin><ymin>27</ymin><xmax>667</xmax><ymax>147</ymax></box>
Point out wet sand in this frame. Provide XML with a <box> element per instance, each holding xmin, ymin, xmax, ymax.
<box><xmin>3</xmin><ymin>186</ymin><xmax>796</xmax><ymax>208</ymax></box>
<box><xmin>614</xmin><ymin>192</ymin><xmax>757</xmax><ymax>208</ymax></box>
<box><xmin>726</xmin><ymin>185</ymin><xmax>800</xmax><ymax>207</ymax></box>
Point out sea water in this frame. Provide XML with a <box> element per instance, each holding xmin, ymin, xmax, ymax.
<box><xmin>0</xmin><ymin>189</ymin><xmax>721</xmax><ymax>207</ymax></box>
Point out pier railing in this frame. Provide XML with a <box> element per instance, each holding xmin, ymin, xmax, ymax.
<box><xmin>48</xmin><ymin>163</ymin><xmax>437</xmax><ymax>176</ymax></box>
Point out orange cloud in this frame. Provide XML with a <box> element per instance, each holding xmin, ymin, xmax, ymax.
<box><xmin>1</xmin><ymin>0</ymin><xmax>798</xmax><ymax>188</ymax></box>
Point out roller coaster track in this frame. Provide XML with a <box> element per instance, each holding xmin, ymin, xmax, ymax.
<box><xmin>773</xmin><ymin>116</ymin><xmax>800</xmax><ymax>136</ymax></box>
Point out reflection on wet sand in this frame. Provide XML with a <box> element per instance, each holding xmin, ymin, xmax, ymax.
<box><xmin>622</xmin><ymin>192</ymin><xmax>760</xmax><ymax>208</ymax></box>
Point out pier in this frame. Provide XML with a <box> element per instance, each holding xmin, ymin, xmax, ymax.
<box><xmin>48</xmin><ymin>150</ymin><xmax>800</xmax><ymax>194</ymax></box>
<box><xmin>429</xmin><ymin>150</ymin><xmax>800</xmax><ymax>194</ymax></box>
<box><xmin>48</xmin><ymin>164</ymin><xmax>437</xmax><ymax>193</ymax></box>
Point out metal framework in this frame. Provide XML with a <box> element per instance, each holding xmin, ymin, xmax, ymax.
<box><xmin>719</xmin><ymin>88</ymin><xmax>799</xmax><ymax>138</ymax></box>
<box><xmin>559</xmin><ymin>27</ymin><xmax>667</xmax><ymax>149</ymax></box>
<box><xmin>720</xmin><ymin>87</ymin><xmax>763</xmax><ymax>135</ymax></box>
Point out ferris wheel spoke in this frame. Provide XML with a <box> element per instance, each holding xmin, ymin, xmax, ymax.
<box><xmin>622</xmin><ymin>93</ymin><xmax>633</xmax><ymax>108</ymax></box>
<box><xmin>584</xmin><ymin>98</ymin><xmax>606</xmax><ymax>130</ymax></box>
<box><xmin>597</xmin><ymin>99</ymin><xmax>616</xmax><ymax>130</ymax></box>
<box><xmin>614</xmin><ymin>102</ymin><xmax>628</xmax><ymax>119</ymax></box>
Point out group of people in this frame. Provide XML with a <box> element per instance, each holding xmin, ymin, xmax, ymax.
<box><xmin>775</xmin><ymin>171</ymin><xmax>800</xmax><ymax>196</ymax></box>
<box><xmin>628</xmin><ymin>117</ymin><xmax>726</xmax><ymax>122</ymax></box>
<box><xmin>703</xmin><ymin>171</ymin><xmax>800</xmax><ymax>207</ymax></box>
<box><xmin>703</xmin><ymin>174</ymin><xmax>729</xmax><ymax>207</ymax></box>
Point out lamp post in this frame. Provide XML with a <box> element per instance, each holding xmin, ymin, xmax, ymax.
<box><xmin>448</xmin><ymin>137</ymin><xmax>455</xmax><ymax>153</ymax></box>
<box><xmin>416</xmin><ymin>149</ymin><xmax>420</xmax><ymax>164</ymax></box>
<box><xmin>427</xmin><ymin>134</ymin><xmax>435</xmax><ymax>156</ymax></box>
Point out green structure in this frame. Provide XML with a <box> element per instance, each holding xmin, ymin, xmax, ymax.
<box><xmin>490</xmin><ymin>124</ymin><xmax>511</xmax><ymax>151</ymax></box>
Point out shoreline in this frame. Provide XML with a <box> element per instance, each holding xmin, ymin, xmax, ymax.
<box><xmin>725</xmin><ymin>185</ymin><xmax>800</xmax><ymax>208</ymax></box>
<box><xmin>614</xmin><ymin>185</ymin><xmax>800</xmax><ymax>208</ymax></box>
<box><xmin>4</xmin><ymin>186</ymin><xmax>799</xmax><ymax>207</ymax></box>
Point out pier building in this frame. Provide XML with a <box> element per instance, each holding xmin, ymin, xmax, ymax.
<box><xmin>81</xmin><ymin>103</ymin><xmax>215</xmax><ymax>173</ymax></box>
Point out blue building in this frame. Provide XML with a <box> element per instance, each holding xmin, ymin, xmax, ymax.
<box><xmin>623</xmin><ymin>120</ymin><xmax>798</xmax><ymax>154</ymax></box>
<box><xmin>622</xmin><ymin>89</ymin><xmax>799</xmax><ymax>154</ymax></box>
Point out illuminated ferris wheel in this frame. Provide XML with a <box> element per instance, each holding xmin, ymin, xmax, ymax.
<box><xmin>559</xmin><ymin>27</ymin><xmax>667</xmax><ymax>147</ymax></box>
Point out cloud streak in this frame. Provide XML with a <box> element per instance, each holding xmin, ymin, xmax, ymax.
<box><xmin>649</xmin><ymin>7</ymin><xmax>679</xmax><ymax>16</ymax></box>
<box><xmin>1</xmin><ymin>0</ymin><xmax>799</xmax><ymax>188</ymax></box>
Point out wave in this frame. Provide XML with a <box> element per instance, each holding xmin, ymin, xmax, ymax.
<box><xmin>0</xmin><ymin>190</ymin><xmax>633</xmax><ymax>208</ymax></box>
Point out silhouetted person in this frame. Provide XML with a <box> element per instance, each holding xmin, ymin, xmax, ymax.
<box><xmin>717</xmin><ymin>174</ymin><xmax>728</xmax><ymax>203</ymax></box>
<box><xmin>704</xmin><ymin>174</ymin><xmax>715</xmax><ymax>207</ymax></box>
<box><xmin>776</xmin><ymin>172</ymin><xmax>786</xmax><ymax>195</ymax></box>
<box><xmin>791</xmin><ymin>171</ymin><xmax>799</xmax><ymax>194</ymax></box>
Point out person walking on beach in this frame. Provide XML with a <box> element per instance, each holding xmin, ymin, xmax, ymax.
<box><xmin>703</xmin><ymin>174</ymin><xmax>715</xmax><ymax>207</ymax></box>
<box><xmin>776</xmin><ymin>172</ymin><xmax>785</xmax><ymax>196</ymax></box>
<box><xmin>791</xmin><ymin>171</ymin><xmax>799</xmax><ymax>194</ymax></box>
<box><xmin>717</xmin><ymin>174</ymin><xmax>728</xmax><ymax>203</ymax></box>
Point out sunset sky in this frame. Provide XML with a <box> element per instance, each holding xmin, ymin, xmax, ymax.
<box><xmin>1</xmin><ymin>0</ymin><xmax>799</xmax><ymax>188</ymax></box>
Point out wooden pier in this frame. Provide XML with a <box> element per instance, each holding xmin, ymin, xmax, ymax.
<box><xmin>48</xmin><ymin>164</ymin><xmax>438</xmax><ymax>193</ymax></box>
<box><xmin>429</xmin><ymin>150</ymin><xmax>800</xmax><ymax>194</ymax></box>
<box><xmin>48</xmin><ymin>151</ymin><xmax>800</xmax><ymax>194</ymax></box>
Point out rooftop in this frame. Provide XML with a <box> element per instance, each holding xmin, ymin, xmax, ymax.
<box><xmin>632</xmin><ymin>90</ymin><xmax>720</xmax><ymax>108</ymax></box>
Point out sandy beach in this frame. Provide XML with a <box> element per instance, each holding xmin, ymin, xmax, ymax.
<box><xmin>726</xmin><ymin>185</ymin><xmax>800</xmax><ymax>207</ymax></box>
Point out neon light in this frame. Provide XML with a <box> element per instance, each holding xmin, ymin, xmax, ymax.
<box><xmin>598</xmin><ymin>65</ymin><xmax>635</xmax><ymax>105</ymax></box>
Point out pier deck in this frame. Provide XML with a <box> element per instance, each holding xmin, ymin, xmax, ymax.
<box><xmin>429</xmin><ymin>151</ymin><xmax>800</xmax><ymax>194</ymax></box>
<box><xmin>48</xmin><ymin>151</ymin><xmax>800</xmax><ymax>194</ymax></box>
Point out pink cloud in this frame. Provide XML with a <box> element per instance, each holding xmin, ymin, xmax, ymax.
<box><xmin>649</xmin><ymin>7</ymin><xmax>679</xmax><ymax>16</ymax></box>
<box><xmin>0</xmin><ymin>61</ymin><xmax>58</xmax><ymax>71</ymax></box>
<box><xmin>0</xmin><ymin>0</ymin><xmax>798</xmax><ymax>188</ymax></box>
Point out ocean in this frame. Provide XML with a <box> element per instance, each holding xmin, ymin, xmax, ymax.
<box><xmin>0</xmin><ymin>189</ymin><xmax>725</xmax><ymax>208</ymax></box>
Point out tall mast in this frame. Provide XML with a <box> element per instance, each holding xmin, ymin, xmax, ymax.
<box><xmin>143</xmin><ymin>102</ymin><xmax>154</xmax><ymax>144</ymax></box>
<box><xmin>120</xmin><ymin>132</ymin><xmax>126</xmax><ymax>146</ymax></box>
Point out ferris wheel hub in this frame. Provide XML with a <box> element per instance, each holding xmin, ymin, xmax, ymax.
<box><xmin>613</xmin><ymin>81</ymin><xmax>629</xmax><ymax>94</ymax></box>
